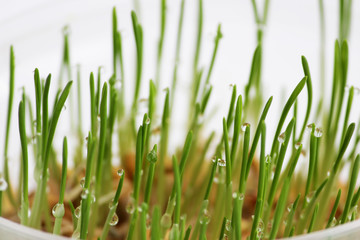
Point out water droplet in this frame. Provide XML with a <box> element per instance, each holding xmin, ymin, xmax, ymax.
<box><xmin>265</xmin><ymin>155</ymin><xmax>272</xmax><ymax>164</ymax></box>
<box><xmin>257</xmin><ymin>219</ymin><xmax>264</xmax><ymax>231</ymax></box>
<box><xmin>72</xmin><ymin>231</ymin><xmax>80</xmax><ymax>240</ymax></box>
<box><xmin>146</xmin><ymin>214</ymin><xmax>151</xmax><ymax>229</ymax></box>
<box><xmin>218</xmin><ymin>159</ymin><xmax>226</xmax><ymax>167</ymax></box>
<box><xmin>126</xmin><ymin>198</ymin><xmax>135</xmax><ymax>214</ymax></box>
<box><xmin>278</xmin><ymin>132</ymin><xmax>285</xmax><ymax>143</ymax></box>
<box><xmin>214</xmin><ymin>176</ymin><xmax>219</xmax><ymax>183</ymax></box>
<box><xmin>200</xmin><ymin>209</ymin><xmax>211</xmax><ymax>225</ymax></box>
<box><xmin>306</xmin><ymin>123</ymin><xmax>314</xmax><ymax>132</ymax></box>
<box><xmin>327</xmin><ymin>171</ymin><xmax>330</xmax><ymax>177</ymax></box>
<box><xmin>160</xmin><ymin>213</ymin><xmax>172</xmax><ymax>229</ymax></box>
<box><xmin>81</xmin><ymin>189</ymin><xmax>89</xmax><ymax>199</ymax></box>
<box><xmin>241</xmin><ymin>123</ymin><xmax>250</xmax><ymax>132</ymax></box>
<box><xmin>239</xmin><ymin>193</ymin><xmax>244</xmax><ymax>200</ymax></box>
<box><xmin>225</xmin><ymin>218</ymin><xmax>232</xmax><ymax>231</ymax></box>
<box><xmin>75</xmin><ymin>206</ymin><xmax>81</xmax><ymax>218</ymax></box>
<box><xmin>314</xmin><ymin>127</ymin><xmax>323</xmax><ymax>138</ymax></box>
<box><xmin>295</xmin><ymin>142</ymin><xmax>302</xmax><ymax>150</ymax></box>
<box><xmin>91</xmin><ymin>194</ymin><xmax>96</xmax><ymax>203</ymax></box>
<box><xmin>330</xmin><ymin>217</ymin><xmax>337</xmax><ymax>227</ymax></box>
<box><xmin>115</xmin><ymin>80</ymin><xmax>122</xmax><ymax>90</ymax></box>
<box><xmin>287</xmin><ymin>203</ymin><xmax>293</xmax><ymax>212</ymax></box>
<box><xmin>52</xmin><ymin>203</ymin><xmax>65</xmax><ymax>218</ymax></box>
<box><xmin>0</xmin><ymin>178</ymin><xmax>8</xmax><ymax>191</ymax></box>
<box><xmin>232</xmin><ymin>192</ymin><xmax>238</xmax><ymax>199</ymax></box>
<box><xmin>147</xmin><ymin>147</ymin><xmax>158</xmax><ymax>163</ymax></box>
<box><xmin>145</xmin><ymin>117</ymin><xmax>151</xmax><ymax>125</ymax></box>
<box><xmin>109</xmin><ymin>213</ymin><xmax>119</xmax><ymax>226</ymax></box>
<box><xmin>117</xmin><ymin>169</ymin><xmax>124</xmax><ymax>177</ymax></box>
<box><xmin>222</xmin><ymin>233</ymin><xmax>229</xmax><ymax>240</ymax></box>
<box><xmin>355</xmin><ymin>87</ymin><xmax>360</xmax><ymax>95</ymax></box>
<box><xmin>257</xmin><ymin>229</ymin><xmax>264</xmax><ymax>239</ymax></box>
<box><xmin>80</xmin><ymin>177</ymin><xmax>85</xmax><ymax>188</ymax></box>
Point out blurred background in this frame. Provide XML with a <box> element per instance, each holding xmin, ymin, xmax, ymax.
<box><xmin>0</xmin><ymin>0</ymin><xmax>360</xmax><ymax>186</ymax></box>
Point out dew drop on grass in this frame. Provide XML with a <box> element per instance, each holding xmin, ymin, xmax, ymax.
<box><xmin>278</xmin><ymin>132</ymin><xmax>285</xmax><ymax>143</ymax></box>
<box><xmin>146</xmin><ymin>214</ymin><xmax>151</xmax><ymax>229</ymax></box>
<box><xmin>294</xmin><ymin>142</ymin><xmax>302</xmax><ymax>150</ymax></box>
<box><xmin>327</xmin><ymin>171</ymin><xmax>330</xmax><ymax>177</ymax></box>
<box><xmin>0</xmin><ymin>177</ymin><xmax>8</xmax><ymax>191</ymax></box>
<box><xmin>314</xmin><ymin>127</ymin><xmax>323</xmax><ymax>138</ymax></box>
<box><xmin>355</xmin><ymin>87</ymin><xmax>360</xmax><ymax>95</ymax></box>
<box><xmin>109</xmin><ymin>213</ymin><xmax>119</xmax><ymax>226</ymax></box>
<box><xmin>225</xmin><ymin>218</ymin><xmax>232</xmax><ymax>231</ymax></box>
<box><xmin>239</xmin><ymin>193</ymin><xmax>244</xmax><ymax>201</ymax></box>
<box><xmin>117</xmin><ymin>169</ymin><xmax>124</xmax><ymax>176</ymax></box>
<box><xmin>256</xmin><ymin>229</ymin><xmax>264</xmax><ymax>239</ymax></box>
<box><xmin>52</xmin><ymin>203</ymin><xmax>65</xmax><ymax>218</ymax></box>
<box><xmin>80</xmin><ymin>177</ymin><xmax>85</xmax><ymax>188</ymax></box>
<box><xmin>75</xmin><ymin>206</ymin><xmax>81</xmax><ymax>218</ymax></box>
<box><xmin>306</xmin><ymin>123</ymin><xmax>314</xmax><ymax>132</ymax></box>
<box><xmin>265</xmin><ymin>155</ymin><xmax>272</xmax><ymax>164</ymax></box>
<box><xmin>72</xmin><ymin>231</ymin><xmax>80</xmax><ymax>240</ymax></box>
<box><xmin>218</xmin><ymin>159</ymin><xmax>226</xmax><ymax>167</ymax></box>
<box><xmin>287</xmin><ymin>203</ymin><xmax>293</xmax><ymax>212</ymax></box>
<box><xmin>257</xmin><ymin>219</ymin><xmax>264</xmax><ymax>231</ymax></box>
<box><xmin>330</xmin><ymin>217</ymin><xmax>337</xmax><ymax>227</ymax></box>
<box><xmin>241</xmin><ymin>123</ymin><xmax>250</xmax><ymax>132</ymax></box>
<box><xmin>126</xmin><ymin>198</ymin><xmax>135</xmax><ymax>214</ymax></box>
<box><xmin>232</xmin><ymin>192</ymin><xmax>238</xmax><ymax>199</ymax></box>
<box><xmin>200</xmin><ymin>209</ymin><xmax>211</xmax><ymax>225</ymax></box>
<box><xmin>145</xmin><ymin>117</ymin><xmax>151</xmax><ymax>125</ymax></box>
<box><xmin>81</xmin><ymin>189</ymin><xmax>89</xmax><ymax>199</ymax></box>
<box><xmin>160</xmin><ymin>213</ymin><xmax>172</xmax><ymax>229</ymax></box>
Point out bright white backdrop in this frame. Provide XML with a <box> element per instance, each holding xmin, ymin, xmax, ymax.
<box><xmin>0</xmin><ymin>0</ymin><xmax>359</xmax><ymax>185</ymax></box>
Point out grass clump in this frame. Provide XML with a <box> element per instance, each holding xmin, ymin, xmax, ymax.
<box><xmin>1</xmin><ymin>0</ymin><xmax>360</xmax><ymax>240</ymax></box>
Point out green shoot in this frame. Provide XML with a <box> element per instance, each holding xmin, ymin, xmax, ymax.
<box><xmin>3</xmin><ymin>46</ymin><xmax>17</xmax><ymax>212</ymax></box>
<box><xmin>18</xmin><ymin>100</ymin><xmax>29</xmax><ymax>226</ymax></box>
<box><xmin>53</xmin><ymin>137</ymin><xmax>67</xmax><ymax>235</ymax></box>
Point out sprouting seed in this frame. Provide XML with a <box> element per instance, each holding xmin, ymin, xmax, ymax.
<box><xmin>0</xmin><ymin>177</ymin><xmax>8</xmax><ymax>191</ymax></box>
<box><xmin>80</xmin><ymin>177</ymin><xmax>85</xmax><ymax>188</ymax></box>
<box><xmin>75</xmin><ymin>206</ymin><xmax>81</xmax><ymax>218</ymax></box>
<box><xmin>109</xmin><ymin>213</ymin><xmax>119</xmax><ymax>226</ymax></box>
<box><xmin>241</xmin><ymin>123</ymin><xmax>250</xmax><ymax>132</ymax></box>
<box><xmin>117</xmin><ymin>169</ymin><xmax>124</xmax><ymax>177</ymax></box>
<box><xmin>218</xmin><ymin>158</ymin><xmax>226</xmax><ymax>167</ymax></box>
<box><xmin>52</xmin><ymin>203</ymin><xmax>65</xmax><ymax>218</ymax></box>
<box><xmin>295</xmin><ymin>142</ymin><xmax>302</xmax><ymax>149</ymax></box>
<box><xmin>314</xmin><ymin>127</ymin><xmax>323</xmax><ymax>138</ymax></box>
<box><xmin>160</xmin><ymin>213</ymin><xmax>172</xmax><ymax>229</ymax></box>
<box><xmin>278</xmin><ymin>132</ymin><xmax>285</xmax><ymax>143</ymax></box>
